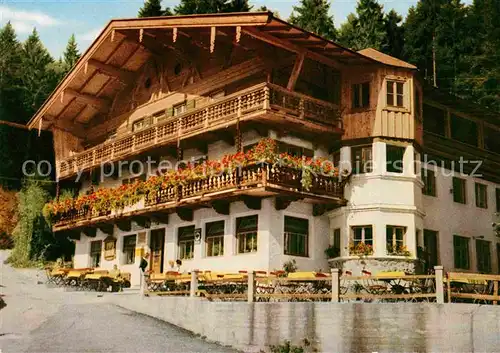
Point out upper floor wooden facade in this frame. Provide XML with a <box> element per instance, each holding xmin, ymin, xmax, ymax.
<box><xmin>27</xmin><ymin>13</ymin><xmax>427</xmax><ymax>182</ymax></box>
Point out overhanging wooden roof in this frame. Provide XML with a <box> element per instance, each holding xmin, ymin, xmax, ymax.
<box><xmin>27</xmin><ymin>12</ymin><xmax>383</xmax><ymax>131</ymax></box>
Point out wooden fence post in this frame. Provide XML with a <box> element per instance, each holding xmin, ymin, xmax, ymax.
<box><xmin>331</xmin><ymin>268</ymin><xmax>340</xmax><ymax>302</ymax></box>
<box><xmin>247</xmin><ymin>271</ymin><xmax>255</xmax><ymax>303</ymax></box>
<box><xmin>494</xmin><ymin>280</ymin><xmax>498</xmax><ymax>305</ymax></box>
<box><xmin>190</xmin><ymin>271</ymin><xmax>198</xmax><ymax>298</ymax></box>
<box><xmin>434</xmin><ymin>266</ymin><xmax>444</xmax><ymax>304</ymax></box>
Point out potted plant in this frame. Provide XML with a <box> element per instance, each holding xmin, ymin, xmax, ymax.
<box><xmin>349</xmin><ymin>242</ymin><xmax>374</xmax><ymax>256</ymax></box>
<box><xmin>325</xmin><ymin>245</ymin><xmax>340</xmax><ymax>259</ymax></box>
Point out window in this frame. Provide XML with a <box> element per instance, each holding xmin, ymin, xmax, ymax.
<box><xmin>352</xmin><ymin>82</ymin><xmax>370</xmax><ymax>109</ymax></box>
<box><xmin>422</xmin><ymin>168</ymin><xmax>436</xmax><ymax>196</ymax></box>
<box><xmin>178</xmin><ymin>225</ymin><xmax>195</xmax><ymax>260</ymax></box>
<box><xmin>453</xmin><ymin>235</ymin><xmax>470</xmax><ymax>269</ymax></box>
<box><xmin>484</xmin><ymin>126</ymin><xmax>500</xmax><ymax>154</ymax></box>
<box><xmin>122</xmin><ymin>235</ymin><xmax>136</xmax><ymax>265</ymax></box>
<box><xmin>236</xmin><ymin>215</ymin><xmax>258</xmax><ymax>254</ymax></box>
<box><xmin>423</xmin><ymin>104</ymin><xmax>446</xmax><ymax>136</ymax></box>
<box><xmin>476</xmin><ymin>239</ymin><xmax>491</xmax><ymax>273</ymax></box>
<box><xmin>386</xmin><ymin>226</ymin><xmax>406</xmax><ymax>255</ymax></box>
<box><xmin>386</xmin><ymin>145</ymin><xmax>405</xmax><ymax>173</ymax></box>
<box><xmin>453</xmin><ymin>177</ymin><xmax>467</xmax><ymax>204</ymax></box>
<box><xmin>205</xmin><ymin>220</ymin><xmax>224</xmax><ymax>257</ymax></box>
<box><xmin>284</xmin><ymin>216</ymin><xmax>309</xmax><ymax>257</ymax></box>
<box><xmin>332</xmin><ymin>228</ymin><xmax>341</xmax><ymax>258</ymax></box>
<box><xmin>90</xmin><ymin>240</ymin><xmax>102</xmax><ymax>268</ymax></box>
<box><xmin>173</xmin><ymin>102</ymin><xmax>187</xmax><ymax>116</ymax></box>
<box><xmin>386</xmin><ymin>80</ymin><xmax>404</xmax><ymax>107</ymax></box>
<box><xmin>496</xmin><ymin>188</ymin><xmax>500</xmax><ymax>213</ymax></box>
<box><xmin>423</xmin><ymin>230</ymin><xmax>439</xmax><ymax>270</ymax></box>
<box><xmin>475</xmin><ymin>183</ymin><xmax>488</xmax><ymax>209</ymax></box>
<box><xmin>351</xmin><ymin>145</ymin><xmax>373</xmax><ymax>174</ymax></box>
<box><xmin>278</xmin><ymin>142</ymin><xmax>314</xmax><ymax>158</ymax></box>
<box><xmin>132</xmin><ymin>117</ymin><xmax>151</xmax><ymax>132</ymax></box>
<box><xmin>352</xmin><ymin>226</ymin><xmax>373</xmax><ymax>247</ymax></box>
<box><xmin>450</xmin><ymin>114</ymin><xmax>478</xmax><ymax>146</ymax></box>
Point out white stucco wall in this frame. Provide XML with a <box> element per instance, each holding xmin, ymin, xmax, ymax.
<box><xmin>422</xmin><ymin>163</ymin><xmax>499</xmax><ymax>273</ymax></box>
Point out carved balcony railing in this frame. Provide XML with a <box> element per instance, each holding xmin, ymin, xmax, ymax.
<box><xmin>51</xmin><ymin>164</ymin><xmax>347</xmax><ymax>228</ymax></box>
<box><xmin>58</xmin><ymin>83</ymin><xmax>342</xmax><ymax>179</ymax></box>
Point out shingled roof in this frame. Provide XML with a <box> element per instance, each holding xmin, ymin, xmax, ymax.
<box><xmin>357</xmin><ymin>48</ymin><xmax>417</xmax><ymax>70</ymax></box>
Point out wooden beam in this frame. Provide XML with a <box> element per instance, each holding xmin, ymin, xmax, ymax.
<box><xmin>82</xmin><ymin>227</ymin><xmax>97</xmax><ymax>238</ymax></box>
<box><xmin>275</xmin><ymin>197</ymin><xmax>295</xmax><ymax>211</ymax></box>
<box><xmin>97</xmin><ymin>223</ymin><xmax>114</xmax><ymax>235</ymax></box>
<box><xmin>133</xmin><ymin>215</ymin><xmax>151</xmax><ymax>229</ymax></box>
<box><xmin>176</xmin><ymin>207</ymin><xmax>193</xmax><ymax>222</ymax></box>
<box><xmin>273</xmin><ymin>32</ymin><xmax>310</xmax><ymax>39</ymax></box>
<box><xmin>45</xmin><ymin>115</ymin><xmax>87</xmax><ymax>138</ymax></box>
<box><xmin>242</xmin><ymin>196</ymin><xmax>261</xmax><ymax>210</ymax></box>
<box><xmin>64</xmin><ymin>88</ymin><xmax>109</xmax><ymax>108</ymax></box>
<box><xmin>87</xmin><ymin>59</ymin><xmax>135</xmax><ymax>83</ymax></box>
<box><xmin>150</xmin><ymin>212</ymin><xmax>169</xmax><ymax>224</ymax></box>
<box><xmin>287</xmin><ymin>52</ymin><xmax>305</xmax><ymax>91</ymax></box>
<box><xmin>116</xmin><ymin>219</ymin><xmax>132</xmax><ymax>232</ymax></box>
<box><xmin>212</xmin><ymin>200</ymin><xmax>230</xmax><ymax>215</ymax></box>
<box><xmin>242</xmin><ymin>27</ymin><xmax>343</xmax><ymax>70</ymax></box>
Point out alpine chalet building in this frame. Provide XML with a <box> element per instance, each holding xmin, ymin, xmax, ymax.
<box><xmin>28</xmin><ymin>13</ymin><xmax>500</xmax><ymax>285</ymax></box>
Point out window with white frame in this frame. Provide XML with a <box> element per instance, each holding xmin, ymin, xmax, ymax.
<box><xmin>284</xmin><ymin>216</ymin><xmax>309</xmax><ymax>257</ymax></box>
<box><xmin>205</xmin><ymin>220</ymin><xmax>224</xmax><ymax>257</ymax></box>
<box><xmin>386</xmin><ymin>226</ymin><xmax>406</xmax><ymax>255</ymax></box>
<box><xmin>90</xmin><ymin>240</ymin><xmax>102</xmax><ymax>268</ymax></box>
<box><xmin>178</xmin><ymin>225</ymin><xmax>195</xmax><ymax>260</ymax></box>
<box><xmin>475</xmin><ymin>183</ymin><xmax>488</xmax><ymax>209</ymax></box>
<box><xmin>351</xmin><ymin>226</ymin><xmax>373</xmax><ymax>247</ymax></box>
<box><xmin>351</xmin><ymin>145</ymin><xmax>373</xmax><ymax>174</ymax></box>
<box><xmin>236</xmin><ymin>215</ymin><xmax>258</xmax><ymax>254</ymax></box>
<box><xmin>122</xmin><ymin>235</ymin><xmax>136</xmax><ymax>265</ymax></box>
<box><xmin>386</xmin><ymin>145</ymin><xmax>405</xmax><ymax>173</ymax></box>
<box><xmin>386</xmin><ymin>80</ymin><xmax>405</xmax><ymax>107</ymax></box>
<box><xmin>173</xmin><ymin>102</ymin><xmax>187</xmax><ymax>116</ymax></box>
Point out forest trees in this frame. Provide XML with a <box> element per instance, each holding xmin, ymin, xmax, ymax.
<box><xmin>289</xmin><ymin>0</ymin><xmax>337</xmax><ymax>40</ymax></box>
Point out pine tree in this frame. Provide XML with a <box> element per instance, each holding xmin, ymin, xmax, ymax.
<box><xmin>289</xmin><ymin>0</ymin><xmax>337</xmax><ymax>40</ymax></box>
<box><xmin>63</xmin><ymin>34</ymin><xmax>80</xmax><ymax>71</ymax></box>
<box><xmin>174</xmin><ymin>0</ymin><xmax>230</xmax><ymax>15</ymax></box>
<box><xmin>338</xmin><ymin>0</ymin><xmax>388</xmax><ymax>51</ymax></box>
<box><xmin>384</xmin><ymin>10</ymin><xmax>404</xmax><ymax>58</ymax></box>
<box><xmin>228</xmin><ymin>0</ymin><xmax>252</xmax><ymax>12</ymax></box>
<box><xmin>456</xmin><ymin>0</ymin><xmax>500</xmax><ymax>111</ymax></box>
<box><xmin>20</xmin><ymin>29</ymin><xmax>54</xmax><ymax>119</ymax></box>
<box><xmin>0</xmin><ymin>22</ymin><xmax>23</xmax><ymax>123</ymax></box>
<box><xmin>138</xmin><ymin>0</ymin><xmax>164</xmax><ymax>17</ymax></box>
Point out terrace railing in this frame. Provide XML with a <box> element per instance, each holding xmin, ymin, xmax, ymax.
<box><xmin>58</xmin><ymin>83</ymin><xmax>342</xmax><ymax>179</ymax></box>
<box><xmin>52</xmin><ymin>163</ymin><xmax>347</xmax><ymax>227</ymax></box>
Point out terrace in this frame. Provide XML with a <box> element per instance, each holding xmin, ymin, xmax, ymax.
<box><xmin>57</xmin><ymin>82</ymin><xmax>342</xmax><ymax>179</ymax></box>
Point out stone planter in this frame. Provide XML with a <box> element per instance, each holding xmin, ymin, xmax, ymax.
<box><xmin>328</xmin><ymin>256</ymin><xmax>424</xmax><ymax>275</ymax></box>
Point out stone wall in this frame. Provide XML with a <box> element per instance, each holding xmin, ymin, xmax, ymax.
<box><xmin>329</xmin><ymin>257</ymin><xmax>423</xmax><ymax>275</ymax></box>
<box><xmin>110</xmin><ymin>295</ymin><xmax>500</xmax><ymax>353</ymax></box>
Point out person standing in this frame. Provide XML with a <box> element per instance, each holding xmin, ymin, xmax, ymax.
<box><xmin>139</xmin><ymin>249</ymin><xmax>149</xmax><ymax>297</ymax></box>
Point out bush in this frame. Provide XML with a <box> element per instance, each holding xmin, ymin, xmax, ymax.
<box><xmin>0</xmin><ymin>186</ymin><xmax>18</xmax><ymax>248</ymax></box>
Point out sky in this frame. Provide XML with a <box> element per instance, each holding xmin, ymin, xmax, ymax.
<box><xmin>0</xmin><ymin>0</ymin><xmax>472</xmax><ymax>58</ymax></box>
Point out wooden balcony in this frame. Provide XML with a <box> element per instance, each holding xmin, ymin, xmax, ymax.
<box><xmin>51</xmin><ymin>164</ymin><xmax>347</xmax><ymax>232</ymax></box>
<box><xmin>57</xmin><ymin>83</ymin><xmax>342</xmax><ymax>179</ymax></box>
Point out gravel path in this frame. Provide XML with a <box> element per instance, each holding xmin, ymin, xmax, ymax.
<box><xmin>0</xmin><ymin>251</ymin><xmax>237</xmax><ymax>353</ymax></box>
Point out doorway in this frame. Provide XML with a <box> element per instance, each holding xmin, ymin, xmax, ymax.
<box><xmin>150</xmin><ymin>229</ymin><xmax>165</xmax><ymax>274</ymax></box>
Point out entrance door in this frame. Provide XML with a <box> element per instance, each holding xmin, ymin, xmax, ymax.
<box><xmin>150</xmin><ymin>229</ymin><xmax>165</xmax><ymax>274</ymax></box>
